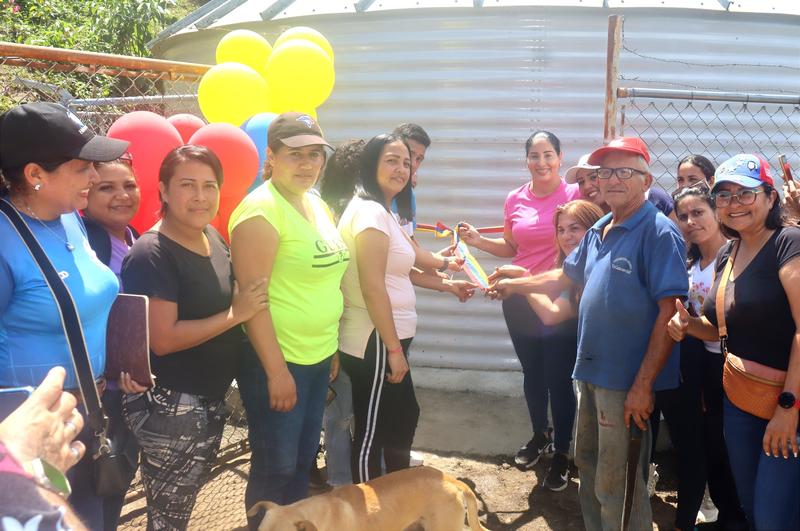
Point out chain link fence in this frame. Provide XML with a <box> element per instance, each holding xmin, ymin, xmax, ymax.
<box><xmin>0</xmin><ymin>42</ymin><xmax>253</xmax><ymax>529</ymax></box>
<box><xmin>618</xmin><ymin>90</ymin><xmax>800</xmax><ymax>190</ymax></box>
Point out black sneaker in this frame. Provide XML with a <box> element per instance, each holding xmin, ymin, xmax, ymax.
<box><xmin>514</xmin><ymin>430</ymin><xmax>553</xmax><ymax>468</ymax></box>
<box><xmin>543</xmin><ymin>452</ymin><xmax>570</xmax><ymax>492</ymax></box>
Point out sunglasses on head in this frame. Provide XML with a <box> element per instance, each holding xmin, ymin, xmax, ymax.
<box><xmin>94</xmin><ymin>152</ymin><xmax>133</xmax><ymax>168</ymax></box>
<box><xmin>671</xmin><ymin>179</ymin><xmax>710</xmax><ymax>200</ymax></box>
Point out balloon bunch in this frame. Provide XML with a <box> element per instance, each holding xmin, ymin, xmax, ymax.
<box><xmin>107</xmin><ymin>112</ymin><xmax>258</xmax><ymax>241</ymax></box>
<box><xmin>103</xmin><ymin>28</ymin><xmax>334</xmax><ymax>240</ymax></box>
<box><xmin>198</xmin><ymin>27</ymin><xmax>335</xmax><ymax>126</ymax></box>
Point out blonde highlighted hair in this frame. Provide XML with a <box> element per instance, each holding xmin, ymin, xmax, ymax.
<box><xmin>553</xmin><ymin>199</ymin><xmax>605</xmax><ymax>266</ymax></box>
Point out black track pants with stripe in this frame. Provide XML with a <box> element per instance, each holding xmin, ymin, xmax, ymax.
<box><xmin>340</xmin><ymin>330</ymin><xmax>419</xmax><ymax>483</ymax></box>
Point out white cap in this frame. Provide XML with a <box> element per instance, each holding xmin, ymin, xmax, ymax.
<box><xmin>564</xmin><ymin>153</ymin><xmax>600</xmax><ymax>184</ymax></box>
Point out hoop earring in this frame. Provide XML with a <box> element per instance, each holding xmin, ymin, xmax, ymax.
<box><xmin>33</xmin><ymin>183</ymin><xmax>42</xmax><ymax>192</ymax></box>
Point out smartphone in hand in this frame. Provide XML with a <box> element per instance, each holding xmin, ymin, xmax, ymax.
<box><xmin>779</xmin><ymin>154</ymin><xmax>794</xmax><ymax>184</ymax></box>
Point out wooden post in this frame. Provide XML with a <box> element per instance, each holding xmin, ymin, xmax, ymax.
<box><xmin>603</xmin><ymin>15</ymin><xmax>623</xmax><ymax>144</ymax></box>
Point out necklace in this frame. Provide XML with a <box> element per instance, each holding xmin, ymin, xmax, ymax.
<box><xmin>18</xmin><ymin>199</ymin><xmax>75</xmax><ymax>252</ymax></box>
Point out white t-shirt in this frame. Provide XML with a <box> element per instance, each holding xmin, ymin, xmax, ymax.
<box><xmin>688</xmin><ymin>260</ymin><xmax>721</xmax><ymax>353</ymax></box>
<box><xmin>337</xmin><ymin>197</ymin><xmax>417</xmax><ymax>358</ymax></box>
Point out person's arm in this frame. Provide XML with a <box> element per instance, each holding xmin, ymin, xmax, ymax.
<box><xmin>764</xmin><ymin>257</ymin><xmax>800</xmax><ymax>458</ymax></box>
<box><xmin>230</xmin><ymin>217</ymin><xmax>297</xmax><ymax>412</ymax></box>
<box><xmin>624</xmin><ymin>297</ymin><xmax>680</xmax><ymax>430</ymax></box>
<box><xmin>487</xmin><ymin>268</ymin><xmax>573</xmax><ymax>300</ymax></box>
<box><xmin>355</xmin><ymin>228</ymin><xmax>408</xmax><ymax>384</ymax></box>
<box><xmin>410</xmin><ymin>243</ymin><xmax>462</xmax><ymax>273</ymax></box>
<box><xmin>457</xmin><ymin>222</ymin><xmax>517</xmax><ymax>258</ymax></box>
<box><xmin>409</xmin><ymin>269</ymin><xmax>476</xmax><ymax>302</ymax></box>
<box><xmin>526</xmin><ymin>293</ymin><xmax>576</xmax><ymax>326</ymax></box>
<box><xmin>148</xmin><ymin>278</ymin><xmax>267</xmax><ymax>356</ymax></box>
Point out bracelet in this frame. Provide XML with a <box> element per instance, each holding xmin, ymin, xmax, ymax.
<box><xmin>437</xmin><ymin>257</ymin><xmax>451</xmax><ymax>273</ymax></box>
<box><xmin>387</xmin><ymin>345</ymin><xmax>404</xmax><ymax>355</ymax></box>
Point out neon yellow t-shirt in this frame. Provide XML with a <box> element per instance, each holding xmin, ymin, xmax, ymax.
<box><xmin>228</xmin><ymin>181</ymin><xmax>349</xmax><ymax>365</ymax></box>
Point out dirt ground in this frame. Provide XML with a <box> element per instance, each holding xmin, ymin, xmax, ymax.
<box><xmin>419</xmin><ymin>450</ymin><xmax>681</xmax><ymax>531</ymax></box>
<box><xmin>120</xmin><ymin>448</ymin><xmax>687</xmax><ymax>530</ymax></box>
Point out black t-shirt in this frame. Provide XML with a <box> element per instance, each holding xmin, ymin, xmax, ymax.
<box><xmin>703</xmin><ymin>226</ymin><xmax>800</xmax><ymax>371</ymax></box>
<box><xmin>121</xmin><ymin>227</ymin><xmax>245</xmax><ymax>398</ymax></box>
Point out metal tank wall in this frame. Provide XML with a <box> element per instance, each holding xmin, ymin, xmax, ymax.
<box><xmin>155</xmin><ymin>6</ymin><xmax>800</xmax><ymax>372</ymax></box>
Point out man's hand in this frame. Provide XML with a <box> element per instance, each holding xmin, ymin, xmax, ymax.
<box><xmin>624</xmin><ymin>380</ymin><xmax>654</xmax><ymax>431</ymax></box>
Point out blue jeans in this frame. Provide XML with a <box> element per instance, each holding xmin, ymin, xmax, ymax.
<box><xmin>724</xmin><ymin>397</ymin><xmax>800</xmax><ymax>530</ymax></box>
<box><xmin>323</xmin><ymin>368</ymin><xmax>353</xmax><ymax>486</ymax></box>
<box><xmin>238</xmin><ymin>344</ymin><xmax>331</xmax><ymax>529</ymax></box>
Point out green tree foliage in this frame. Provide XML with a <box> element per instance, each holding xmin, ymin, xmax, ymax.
<box><xmin>0</xmin><ymin>0</ymin><xmax>176</xmax><ymax>57</ymax></box>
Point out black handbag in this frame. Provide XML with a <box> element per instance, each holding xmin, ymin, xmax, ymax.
<box><xmin>0</xmin><ymin>199</ymin><xmax>137</xmax><ymax>497</ymax></box>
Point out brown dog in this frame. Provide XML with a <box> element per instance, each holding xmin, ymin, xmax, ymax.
<box><xmin>248</xmin><ymin>466</ymin><xmax>489</xmax><ymax>531</ymax></box>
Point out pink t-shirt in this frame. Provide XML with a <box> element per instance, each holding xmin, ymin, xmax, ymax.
<box><xmin>504</xmin><ymin>179</ymin><xmax>581</xmax><ymax>274</ymax></box>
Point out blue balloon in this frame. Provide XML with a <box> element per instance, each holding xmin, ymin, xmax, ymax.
<box><xmin>241</xmin><ymin>112</ymin><xmax>277</xmax><ymax>192</ymax></box>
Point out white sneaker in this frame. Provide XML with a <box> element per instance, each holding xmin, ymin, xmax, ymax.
<box><xmin>696</xmin><ymin>487</ymin><xmax>719</xmax><ymax>524</ymax></box>
<box><xmin>409</xmin><ymin>450</ymin><xmax>424</xmax><ymax>467</ymax></box>
<box><xmin>646</xmin><ymin>463</ymin><xmax>659</xmax><ymax>498</ymax></box>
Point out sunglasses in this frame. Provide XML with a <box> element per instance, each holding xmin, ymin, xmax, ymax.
<box><xmin>94</xmin><ymin>152</ymin><xmax>133</xmax><ymax>168</ymax></box>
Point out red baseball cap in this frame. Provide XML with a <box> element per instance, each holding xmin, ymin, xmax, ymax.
<box><xmin>587</xmin><ymin>137</ymin><xmax>651</xmax><ymax>166</ymax></box>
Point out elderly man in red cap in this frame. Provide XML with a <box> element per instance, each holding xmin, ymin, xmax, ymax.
<box><xmin>489</xmin><ymin>137</ymin><xmax>688</xmax><ymax>529</ymax></box>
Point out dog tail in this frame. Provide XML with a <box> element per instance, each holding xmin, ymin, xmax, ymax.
<box><xmin>455</xmin><ymin>479</ymin><xmax>489</xmax><ymax>531</ymax></box>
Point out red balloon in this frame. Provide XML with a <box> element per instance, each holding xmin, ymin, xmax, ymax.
<box><xmin>107</xmin><ymin>112</ymin><xmax>183</xmax><ymax>232</ymax></box>
<box><xmin>189</xmin><ymin>123</ymin><xmax>259</xmax><ymax>240</ymax></box>
<box><xmin>167</xmin><ymin>113</ymin><xmax>206</xmax><ymax>144</ymax></box>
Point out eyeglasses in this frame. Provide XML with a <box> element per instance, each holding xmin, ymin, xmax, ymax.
<box><xmin>711</xmin><ymin>188</ymin><xmax>763</xmax><ymax>208</ymax></box>
<box><xmin>596</xmin><ymin>167</ymin><xmax>647</xmax><ymax>180</ymax></box>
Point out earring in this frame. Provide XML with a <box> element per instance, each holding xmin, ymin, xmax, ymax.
<box><xmin>33</xmin><ymin>183</ymin><xmax>42</xmax><ymax>192</ymax></box>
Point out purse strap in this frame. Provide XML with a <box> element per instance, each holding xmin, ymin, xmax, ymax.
<box><xmin>715</xmin><ymin>240</ymin><xmax>740</xmax><ymax>356</ymax></box>
<box><xmin>0</xmin><ymin>198</ymin><xmax>107</xmax><ymax>435</ymax></box>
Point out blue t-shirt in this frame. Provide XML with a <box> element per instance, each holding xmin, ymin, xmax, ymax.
<box><xmin>647</xmin><ymin>186</ymin><xmax>674</xmax><ymax>217</ymax></box>
<box><xmin>0</xmin><ymin>208</ymin><xmax>119</xmax><ymax>389</ymax></box>
<box><xmin>563</xmin><ymin>201</ymin><xmax>687</xmax><ymax>391</ymax></box>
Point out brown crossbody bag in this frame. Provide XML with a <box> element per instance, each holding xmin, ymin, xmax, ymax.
<box><xmin>716</xmin><ymin>240</ymin><xmax>786</xmax><ymax>419</ymax></box>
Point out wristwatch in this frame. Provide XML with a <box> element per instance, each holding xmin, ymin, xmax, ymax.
<box><xmin>778</xmin><ymin>391</ymin><xmax>800</xmax><ymax>410</ymax></box>
<box><xmin>437</xmin><ymin>257</ymin><xmax>451</xmax><ymax>273</ymax></box>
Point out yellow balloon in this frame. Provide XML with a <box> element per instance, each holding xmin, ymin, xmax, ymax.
<box><xmin>198</xmin><ymin>63</ymin><xmax>271</xmax><ymax>126</ymax></box>
<box><xmin>216</xmin><ymin>30</ymin><xmax>272</xmax><ymax>77</ymax></box>
<box><xmin>273</xmin><ymin>27</ymin><xmax>334</xmax><ymax>63</ymax></box>
<box><xmin>266</xmin><ymin>39</ymin><xmax>335</xmax><ymax>110</ymax></box>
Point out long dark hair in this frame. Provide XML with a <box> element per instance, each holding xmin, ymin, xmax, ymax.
<box><xmin>718</xmin><ymin>184</ymin><xmax>785</xmax><ymax>240</ymax></box>
<box><xmin>356</xmin><ymin>134</ymin><xmax>413</xmax><ymax>220</ymax></box>
<box><xmin>319</xmin><ymin>139</ymin><xmax>365</xmax><ymax>218</ymax></box>
<box><xmin>672</xmin><ymin>186</ymin><xmax>719</xmax><ymax>268</ymax></box>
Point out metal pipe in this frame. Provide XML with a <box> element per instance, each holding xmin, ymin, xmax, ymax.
<box><xmin>618</xmin><ymin>87</ymin><xmax>800</xmax><ymax>105</ymax></box>
<box><xmin>0</xmin><ymin>42</ymin><xmax>211</xmax><ymax>77</ymax></box>
<box><xmin>68</xmin><ymin>94</ymin><xmax>197</xmax><ymax>107</ymax></box>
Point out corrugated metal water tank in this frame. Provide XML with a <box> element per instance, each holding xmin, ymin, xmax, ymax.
<box><xmin>155</xmin><ymin>5</ymin><xmax>800</xmax><ymax>372</ymax></box>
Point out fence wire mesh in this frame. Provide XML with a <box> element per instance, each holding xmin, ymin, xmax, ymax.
<box><xmin>620</xmin><ymin>97</ymin><xmax>800</xmax><ymax>191</ymax></box>
<box><xmin>0</xmin><ymin>44</ymin><xmax>252</xmax><ymax>529</ymax></box>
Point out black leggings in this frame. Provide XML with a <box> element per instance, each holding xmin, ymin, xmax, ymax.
<box><xmin>652</xmin><ymin>337</ymin><xmax>746</xmax><ymax>530</ymax></box>
<box><xmin>340</xmin><ymin>331</ymin><xmax>419</xmax><ymax>483</ymax></box>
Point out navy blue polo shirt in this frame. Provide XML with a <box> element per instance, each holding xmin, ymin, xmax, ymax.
<box><xmin>563</xmin><ymin>200</ymin><xmax>687</xmax><ymax>391</ymax></box>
